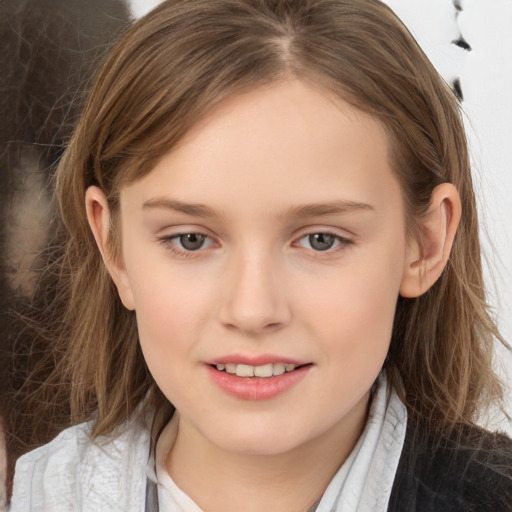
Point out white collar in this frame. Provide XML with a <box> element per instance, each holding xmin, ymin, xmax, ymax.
<box><xmin>316</xmin><ymin>373</ymin><xmax>407</xmax><ymax>511</ymax></box>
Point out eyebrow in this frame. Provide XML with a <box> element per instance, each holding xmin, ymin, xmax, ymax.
<box><xmin>142</xmin><ymin>198</ymin><xmax>217</xmax><ymax>217</ymax></box>
<box><xmin>283</xmin><ymin>200</ymin><xmax>374</xmax><ymax>219</ymax></box>
<box><xmin>142</xmin><ymin>197</ymin><xmax>374</xmax><ymax>218</ymax></box>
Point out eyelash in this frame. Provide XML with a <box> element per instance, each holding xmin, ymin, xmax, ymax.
<box><xmin>158</xmin><ymin>233</ymin><xmax>216</xmax><ymax>259</ymax></box>
<box><xmin>294</xmin><ymin>232</ymin><xmax>353</xmax><ymax>254</ymax></box>
<box><xmin>157</xmin><ymin>231</ymin><xmax>353</xmax><ymax>259</ymax></box>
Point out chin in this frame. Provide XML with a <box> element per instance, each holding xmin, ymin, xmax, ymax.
<box><xmin>199</xmin><ymin>416</ymin><xmax>319</xmax><ymax>457</ymax></box>
<box><xmin>218</xmin><ymin>433</ymin><xmax>306</xmax><ymax>456</ymax></box>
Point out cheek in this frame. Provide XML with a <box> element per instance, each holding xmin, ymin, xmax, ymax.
<box><xmin>133</xmin><ymin>276</ymin><xmax>207</xmax><ymax>344</ymax></box>
<box><xmin>125</xmin><ymin>262</ymin><xmax>214</xmax><ymax>379</ymax></box>
<box><xmin>130</xmin><ymin>277</ymin><xmax>215</xmax><ymax>408</ymax></box>
<box><xmin>306</xmin><ymin>245</ymin><xmax>405</xmax><ymax>364</ymax></box>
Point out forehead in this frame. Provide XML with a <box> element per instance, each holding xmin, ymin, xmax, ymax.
<box><xmin>120</xmin><ymin>79</ymin><xmax>402</xmax><ymax>220</ymax></box>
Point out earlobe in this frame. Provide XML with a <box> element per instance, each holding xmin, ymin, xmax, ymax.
<box><xmin>85</xmin><ymin>186</ymin><xmax>135</xmax><ymax>310</ymax></box>
<box><xmin>399</xmin><ymin>183</ymin><xmax>461</xmax><ymax>298</ymax></box>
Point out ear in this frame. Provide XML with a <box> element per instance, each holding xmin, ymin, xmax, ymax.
<box><xmin>400</xmin><ymin>183</ymin><xmax>461</xmax><ymax>298</ymax></box>
<box><xmin>85</xmin><ymin>186</ymin><xmax>135</xmax><ymax>310</ymax></box>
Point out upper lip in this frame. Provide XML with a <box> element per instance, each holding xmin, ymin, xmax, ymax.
<box><xmin>206</xmin><ymin>354</ymin><xmax>310</xmax><ymax>366</ymax></box>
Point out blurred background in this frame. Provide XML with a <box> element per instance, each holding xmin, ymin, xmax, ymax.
<box><xmin>1</xmin><ymin>0</ymin><xmax>511</xmax><ymax>506</ymax></box>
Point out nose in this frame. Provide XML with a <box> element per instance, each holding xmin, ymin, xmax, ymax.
<box><xmin>218</xmin><ymin>247</ymin><xmax>291</xmax><ymax>336</ymax></box>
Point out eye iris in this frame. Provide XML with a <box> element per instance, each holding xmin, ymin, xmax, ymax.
<box><xmin>309</xmin><ymin>233</ymin><xmax>335</xmax><ymax>251</ymax></box>
<box><xmin>180</xmin><ymin>233</ymin><xmax>206</xmax><ymax>250</ymax></box>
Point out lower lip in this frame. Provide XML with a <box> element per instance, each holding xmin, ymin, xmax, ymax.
<box><xmin>206</xmin><ymin>364</ymin><xmax>311</xmax><ymax>401</ymax></box>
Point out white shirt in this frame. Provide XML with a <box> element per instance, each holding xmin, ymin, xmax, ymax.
<box><xmin>10</xmin><ymin>373</ymin><xmax>406</xmax><ymax>512</ymax></box>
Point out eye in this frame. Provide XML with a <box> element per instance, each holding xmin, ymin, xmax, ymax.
<box><xmin>160</xmin><ymin>232</ymin><xmax>215</xmax><ymax>254</ymax></box>
<box><xmin>175</xmin><ymin>233</ymin><xmax>208</xmax><ymax>251</ymax></box>
<box><xmin>297</xmin><ymin>232</ymin><xmax>351</xmax><ymax>252</ymax></box>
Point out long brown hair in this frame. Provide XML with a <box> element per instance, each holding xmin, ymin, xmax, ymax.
<box><xmin>11</xmin><ymin>0</ymin><xmax>508</xmax><ymax>456</ymax></box>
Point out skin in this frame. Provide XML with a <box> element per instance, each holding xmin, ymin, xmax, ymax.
<box><xmin>87</xmin><ymin>79</ymin><xmax>461</xmax><ymax>512</ymax></box>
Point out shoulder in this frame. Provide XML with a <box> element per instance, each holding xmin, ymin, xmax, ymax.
<box><xmin>388</xmin><ymin>419</ymin><xmax>512</xmax><ymax>511</ymax></box>
<box><xmin>9</xmin><ymin>416</ymin><xmax>151</xmax><ymax>512</ymax></box>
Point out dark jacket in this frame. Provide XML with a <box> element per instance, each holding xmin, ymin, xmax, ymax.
<box><xmin>388</xmin><ymin>419</ymin><xmax>512</xmax><ymax>511</ymax></box>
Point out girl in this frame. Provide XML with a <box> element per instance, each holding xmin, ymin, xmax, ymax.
<box><xmin>8</xmin><ymin>0</ymin><xmax>512</xmax><ymax>510</ymax></box>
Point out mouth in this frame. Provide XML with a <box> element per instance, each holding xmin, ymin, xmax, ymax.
<box><xmin>212</xmin><ymin>362</ymin><xmax>308</xmax><ymax>378</ymax></box>
<box><xmin>207</xmin><ymin>361</ymin><xmax>312</xmax><ymax>400</ymax></box>
<box><xmin>206</xmin><ymin>355</ymin><xmax>312</xmax><ymax>400</ymax></box>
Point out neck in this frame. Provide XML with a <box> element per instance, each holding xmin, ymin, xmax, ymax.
<box><xmin>166</xmin><ymin>394</ymin><xmax>369</xmax><ymax>512</ymax></box>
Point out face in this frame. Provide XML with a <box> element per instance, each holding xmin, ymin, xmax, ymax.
<box><xmin>112</xmin><ymin>80</ymin><xmax>412</xmax><ymax>456</ymax></box>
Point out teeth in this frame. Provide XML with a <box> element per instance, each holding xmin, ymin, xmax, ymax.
<box><xmin>254</xmin><ymin>364</ymin><xmax>273</xmax><ymax>377</ymax></box>
<box><xmin>225</xmin><ymin>364</ymin><xmax>237</xmax><ymax>374</ymax></box>
<box><xmin>273</xmin><ymin>363</ymin><xmax>286</xmax><ymax>376</ymax></box>
<box><xmin>217</xmin><ymin>362</ymin><xmax>298</xmax><ymax>378</ymax></box>
<box><xmin>236</xmin><ymin>364</ymin><xmax>254</xmax><ymax>377</ymax></box>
